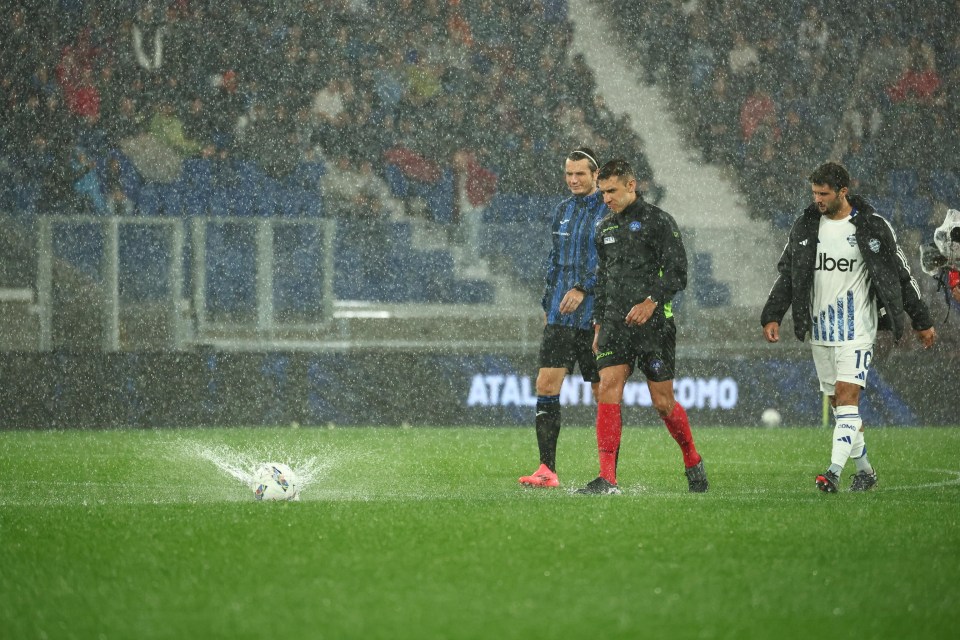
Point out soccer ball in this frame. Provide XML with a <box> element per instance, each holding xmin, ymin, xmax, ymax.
<box><xmin>761</xmin><ymin>408</ymin><xmax>782</xmax><ymax>428</ymax></box>
<box><xmin>253</xmin><ymin>462</ymin><xmax>299</xmax><ymax>501</ymax></box>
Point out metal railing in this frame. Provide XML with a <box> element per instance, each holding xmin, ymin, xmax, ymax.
<box><xmin>36</xmin><ymin>216</ymin><xmax>335</xmax><ymax>351</ymax></box>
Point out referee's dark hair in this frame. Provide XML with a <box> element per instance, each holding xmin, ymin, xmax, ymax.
<box><xmin>566</xmin><ymin>146</ymin><xmax>599</xmax><ymax>171</ymax></box>
<box><xmin>597</xmin><ymin>158</ymin><xmax>635</xmax><ymax>182</ymax></box>
<box><xmin>809</xmin><ymin>162</ymin><xmax>851</xmax><ymax>192</ymax></box>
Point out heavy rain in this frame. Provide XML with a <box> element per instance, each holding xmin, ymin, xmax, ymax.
<box><xmin>1</xmin><ymin>1</ymin><xmax>959</xmax><ymax>639</ymax></box>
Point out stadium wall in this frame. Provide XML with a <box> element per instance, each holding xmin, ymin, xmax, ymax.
<box><xmin>0</xmin><ymin>351</ymin><xmax>956</xmax><ymax>429</ymax></box>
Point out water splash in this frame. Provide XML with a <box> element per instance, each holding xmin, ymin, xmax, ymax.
<box><xmin>182</xmin><ymin>440</ymin><xmax>339</xmax><ymax>498</ymax></box>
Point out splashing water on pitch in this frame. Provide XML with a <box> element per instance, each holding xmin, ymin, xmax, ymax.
<box><xmin>182</xmin><ymin>440</ymin><xmax>338</xmax><ymax>496</ymax></box>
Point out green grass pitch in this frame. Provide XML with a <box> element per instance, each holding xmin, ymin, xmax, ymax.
<box><xmin>1</xmin><ymin>426</ymin><xmax>959</xmax><ymax>639</ymax></box>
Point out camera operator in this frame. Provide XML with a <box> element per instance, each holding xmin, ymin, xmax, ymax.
<box><xmin>920</xmin><ymin>208</ymin><xmax>960</xmax><ymax>305</ymax></box>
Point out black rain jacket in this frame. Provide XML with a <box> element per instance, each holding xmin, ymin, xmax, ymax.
<box><xmin>760</xmin><ymin>195</ymin><xmax>933</xmax><ymax>341</ymax></box>
<box><xmin>593</xmin><ymin>195</ymin><xmax>687</xmax><ymax>324</ymax></box>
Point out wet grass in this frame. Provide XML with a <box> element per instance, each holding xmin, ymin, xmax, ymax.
<box><xmin>1</xmin><ymin>426</ymin><xmax>959</xmax><ymax>639</ymax></box>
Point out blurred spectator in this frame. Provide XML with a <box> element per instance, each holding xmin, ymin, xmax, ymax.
<box><xmin>727</xmin><ymin>33</ymin><xmax>760</xmax><ymax>80</ymax></box>
<box><xmin>238</xmin><ymin>101</ymin><xmax>298</xmax><ymax>179</ymax></box>
<box><xmin>796</xmin><ymin>6</ymin><xmax>829</xmax><ymax>65</ymax></box>
<box><xmin>321</xmin><ymin>155</ymin><xmax>403</xmax><ymax>220</ymax></box>
<box><xmin>696</xmin><ymin>70</ymin><xmax>738</xmax><ymax>165</ymax></box>
<box><xmin>452</xmin><ymin>149</ymin><xmax>497</xmax><ymax>259</ymax></box>
<box><xmin>131</xmin><ymin>3</ymin><xmax>167</xmax><ymax>73</ymax></box>
<box><xmin>148</xmin><ymin>100</ymin><xmax>201</xmax><ymax>160</ymax></box>
<box><xmin>71</xmin><ymin>147</ymin><xmax>109</xmax><ymax>215</ymax></box>
<box><xmin>104</xmin><ymin>156</ymin><xmax>134</xmax><ymax>216</ymax></box>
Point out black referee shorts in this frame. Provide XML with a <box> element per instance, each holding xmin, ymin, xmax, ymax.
<box><xmin>538</xmin><ymin>324</ymin><xmax>600</xmax><ymax>383</ymax></box>
<box><xmin>595</xmin><ymin>316</ymin><xmax>676</xmax><ymax>382</ymax></box>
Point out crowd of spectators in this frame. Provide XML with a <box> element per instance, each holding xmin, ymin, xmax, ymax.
<box><xmin>608</xmin><ymin>0</ymin><xmax>960</xmax><ymax>231</ymax></box>
<box><xmin>0</xmin><ymin>0</ymin><xmax>664</xmax><ymax>227</ymax></box>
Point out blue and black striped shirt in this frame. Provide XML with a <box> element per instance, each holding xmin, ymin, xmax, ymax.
<box><xmin>541</xmin><ymin>190</ymin><xmax>607</xmax><ymax>330</ymax></box>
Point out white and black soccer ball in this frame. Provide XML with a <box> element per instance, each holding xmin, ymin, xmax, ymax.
<box><xmin>253</xmin><ymin>462</ymin><xmax>299</xmax><ymax>501</ymax></box>
<box><xmin>761</xmin><ymin>408</ymin><xmax>782</xmax><ymax>428</ymax></box>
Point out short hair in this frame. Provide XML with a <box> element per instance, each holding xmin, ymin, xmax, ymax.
<box><xmin>566</xmin><ymin>146</ymin><xmax>599</xmax><ymax>171</ymax></box>
<box><xmin>597</xmin><ymin>158</ymin><xmax>635</xmax><ymax>182</ymax></box>
<box><xmin>808</xmin><ymin>162</ymin><xmax>851</xmax><ymax>192</ymax></box>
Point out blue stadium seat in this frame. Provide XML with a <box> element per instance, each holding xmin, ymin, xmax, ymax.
<box><xmin>180</xmin><ymin>158</ymin><xmax>213</xmax><ymax>190</ymax></box>
<box><xmin>416</xmin><ymin>249</ymin><xmax>455</xmax><ymax>302</ymax></box>
<box><xmin>692</xmin><ymin>252</ymin><xmax>714</xmax><ymax>278</ymax></box>
<box><xmin>273</xmin><ymin>224</ymin><xmax>326</xmax><ymax>318</ymax></box>
<box><xmin>887</xmin><ymin>169</ymin><xmax>919</xmax><ymax>197</ymax></box>
<box><xmin>157</xmin><ymin>183</ymin><xmax>184</xmax><ymax>216</ymax></box>
<box><xmin>53</xmin><ymin>223</ymin><xmax>103</xmax><ymax>281</ymax></box>
<box><xmin>137</xmin><ymin>183</ymin><xmax>162</xmax><ymax>216</ymax></box>
<box><xmin>383</xmin><ymin>164</ymin><xmax>409</xmax><ymax>198</ymax></box>
<box><xmin>867</xmin><ymin>196</ymin><xmax>896</xmax><ymax>220</ymax></box>
<box><xmin>254</xmin><ymin>177</ymin><xmax>281</xmax><ymax>216</ymax></box>
<box><xmin>204</xmin><ymin>223</ymin><xmax>257</xmax><ymax>314</ymax></box>
<box><xmin>207</xmin><ymin>187</ymin><xmax>233</xmax><ymax>217</ymax></box>
<box><xmin>115</xmin><ymin>152</ymin><xmax>143</xmax><ymax>198</ymax></box>
<box><xmin>772</xmin><ymin>210</ymin><xmax>795</xmax><ymax>229</ymax></box>
<box><xmin>118</xmin><ymin>225</ymin><xmax>170</xmax><ymax>302</ymax></box>
<box><xmin>414</xmin><ymin>168</ymin><xmax>454</xmax><ymax>224</ymax></box>
<box><xmin>230</xmin><ymin>182</ymin><xmax>257</xmax><ymax>217</ymax></box>
<box><xmin>12</xmin><ymin>181</ymin><xmax>41</xmax><ymax>217</ymax></box>
<box><xmin>450</xmin><ymin>279</ymin><xmax>495</xmax><ymax>304</ymax></box>
<box><xmin>181</xmin><ymin>185</ymin><xmax>209</xmax><ymax>217</ymax></box>
<box><xmin>695</xmin><ymin>281</ymin><xmax>731</xmax><ymax>308</ymax></box>
<box><xmin>930</xmin><ymin>170</ymin><xmax>960</xmax><ymax>204</ymax></box>
<box><xmin>898</xmin><ymin>196</ymin><xmax>933</xmax><ymax>231</ymax></box>
<box><xmin>290</xmin><ymin>161</ymin><xmax>326</xmax><ymax>189</ymax></box>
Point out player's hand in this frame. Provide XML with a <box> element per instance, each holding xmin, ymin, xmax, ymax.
<box><xmin>952</xmin><ymin>286</ymin><xmax>960</xmax><ymax>304</ymax></box>
<box><xmin>625</xmin><ymin>298</ymin><xmax>656</xmax><ymax>326</ymax></box>
<box><xmin>916</xmin><ymin>326</ymin><xmax>936</xmax><ymax>349</ymax></box>
<box><xmin>559</xmin><ymin>288</ymin><xmax>585</xmax><ymax>314</ymax></box>
<box><xmin>762</xmin><ymin>321</ymin><xmax>780</xmax><ymax>343</ymax></box>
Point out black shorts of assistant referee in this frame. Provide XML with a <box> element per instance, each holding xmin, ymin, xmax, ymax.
<box><xmin>538</xmin><ymin>324</ymin><xmax>600</xmax><ymax>383</ymax></box>
<box><xmin>595</xmin><ymin>316</ymin><xmax>676</xmax><ymax>382</ymax></box>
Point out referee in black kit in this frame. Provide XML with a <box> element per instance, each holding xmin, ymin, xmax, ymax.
<box><xmin>519</xmin><ymin>147</ymin><xmax>607</xmax><ymax>489</ymax></box>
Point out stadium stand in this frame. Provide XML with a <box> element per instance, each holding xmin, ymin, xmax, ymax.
<box><xmin>2</xmin><ymin>0</ymin><xmax>956</xmax><ymax>352</ymax></box>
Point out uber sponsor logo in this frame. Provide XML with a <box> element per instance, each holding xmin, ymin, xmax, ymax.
<box><xmin>467</xmin><ymin>374</ymin><xmax>739</xmax><ymax>409</ymax></box>
<box><xmin>815</xmin><ymin>253</ymin><xmax>858</xmax><ymax>272</ymax></box>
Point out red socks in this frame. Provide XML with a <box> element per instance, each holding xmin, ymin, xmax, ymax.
<box><xmin>663</xmin><ymin>402</ymin><xmax>700</xmax><ymax>467</ymax></box>
<box><xmin>596</xmin><ymin>403</ymin><xmax>622</xmax><ymax>483</ymax></box>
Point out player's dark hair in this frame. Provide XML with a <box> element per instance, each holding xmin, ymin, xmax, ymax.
<box><xmin>809</xmin><ymin>162</ymin><xmax>851</xmax><ymax>192</ymax></box>
<box><xmin>597</xmin><ymin>158</ymin><xmax>635</xmax><ymax>182</ymax></box>
<box><xmin>567</xmin><ymin>146</ymin><xmax>599</xmax><ymax>171</ymax></box>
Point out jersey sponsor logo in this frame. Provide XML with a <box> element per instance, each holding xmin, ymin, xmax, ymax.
<box><xmin>629</xmin><ymin>220</ymin><xmax>642</xmax><ymax>232</ymax></box>
<box><xmin>601</xmin><ymin>225</ymin><xmax>619</xmax><ymax>233</ymax></box>
<box><xmin>815</xmin><ymin>253</ymin><xmax>858</xmax><ymax>272</ymax></box>
<box><xmin>595</xmin><ymin>350</ymin><xmax>614</xmax><ymax>359</ymax></box>
<box><xmin>603</xmin><ymin>236</ymin><xmax>616</xmax><ymax>244</ymax></box>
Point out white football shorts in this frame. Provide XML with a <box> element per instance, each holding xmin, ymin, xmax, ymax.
<box><xmin>810</xmin><ymin>342</ymin><xmax>874</xmax><ymax>395</ymax></box>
